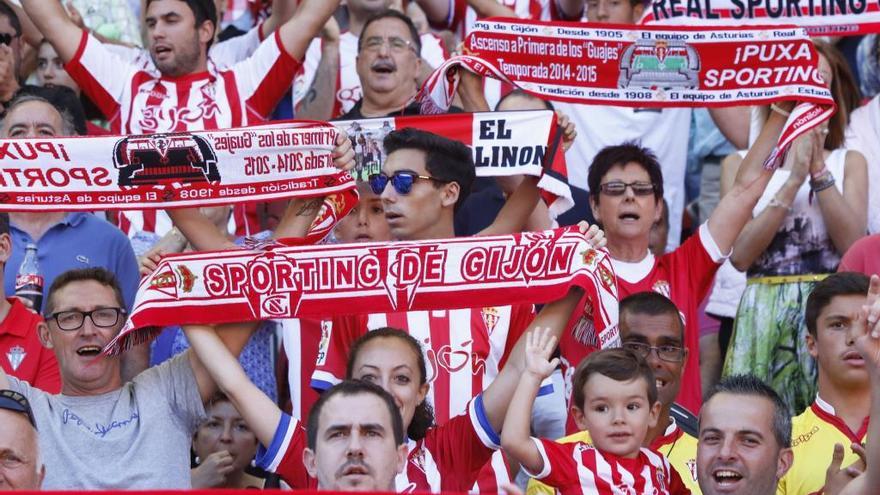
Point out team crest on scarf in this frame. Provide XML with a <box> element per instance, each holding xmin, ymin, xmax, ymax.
<box><xmin>618</xmin><ymin>39</ymin><xmax>700</xmax><ymax>89</ymax></box>
<box><xmin>148</xmin><ymin>264</ymin><xmax>198</xmax><ymax>297</ymax></box>
<box><xmin>113</xmin><ymin>133</ymin><xmax>220</xmax><ymax>187</ymax></box>
<box><xmin>481</xmin><ymin>307</ymin><xmax>500</xmax><ymax>335</ymax></box>
<box><xmin>6</xmin><ymin>346</ymin><xmax>25</xmax><ymax>371</ymax></box>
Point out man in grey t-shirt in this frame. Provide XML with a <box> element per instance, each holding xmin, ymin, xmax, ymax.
<box><xmin>0</xmin><ymin>265</ymin><xmax>252</xmax><ymax>489</ymax></box>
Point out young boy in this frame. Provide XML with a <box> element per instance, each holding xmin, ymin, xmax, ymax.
<box><xmin>501</xmin><ymin>331</ymin><xmax>689</xmax><ymax>495</ymax></box>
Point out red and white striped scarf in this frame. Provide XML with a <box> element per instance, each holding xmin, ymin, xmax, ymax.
<box><xmin>105</xmin><ymin>227</ymin><xmax>619</xmax><ymax>355</ymax></box>
<box><xmin>417</xmin><ymin>18</ymin><xmax>836</xmax><ymax>169</ymax></box>
<box><xmin>0</xmin><ymin>121</ymin><xmax>353</xmax><ymax>211</ymax></box>
<box><xmin>641</xmin><ymin>0</ymin><xmax>880</xmax><ymax>37</ymax></box>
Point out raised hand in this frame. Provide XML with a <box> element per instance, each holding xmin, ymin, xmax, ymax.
<box><xmin>332</xmin><ymin>131</ymin><xmax>355</xmax><ymax>171</ymax></box>
<box><xmin>823</xmin><ymin>442</ymin><xmax>866</xmax><ymax>495</ymax></box>
<box><xmin>524</xmin><ymin>326</ymin><xmax>559</xmax><ymax>380</ymax></box>
<box><xmin>555</xmin><ymin>110</ymin><xmax>577</xmax><ymax>152</ymax></box>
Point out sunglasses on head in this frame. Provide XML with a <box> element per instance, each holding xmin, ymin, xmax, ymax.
<box><xmin>598</xmin><ymin>180</ymin><xmax>657</xmax><ymax>197</ymax></box>
<box><xmin>368</xmin><ymin>171</ymin><xmax>450</xmax><ymax>195</ymax></box>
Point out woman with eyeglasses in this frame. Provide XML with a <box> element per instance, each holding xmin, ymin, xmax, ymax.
<box><xmin>721</xmin><ymin>41</ymin><xmax>868</xmax><ymax>414</ymax></box>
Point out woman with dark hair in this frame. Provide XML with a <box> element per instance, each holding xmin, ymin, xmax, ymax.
<box><xmin>721</xmin><ymin>41</ymin><xmax>868</xmax><ymax>414</ymax></box>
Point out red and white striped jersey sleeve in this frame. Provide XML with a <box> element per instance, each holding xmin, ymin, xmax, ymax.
<box><xmin>254</xmin><ymin>412</ymin><xmax>314</xmax><ymax>489</ymax></box>
<box><xmin>311</xmin><ymin>314</ymin><xmax>366</xmax><ymax>391</ymax></box>
<box><xmin>64</xmin><ymin>31</ymin><xmax>137</xmax><ymax>128</ymax></box>
<box><xmin>418</xmin><ymin>395</ymin><xmax>501</xmax><ymax>491</ymax></box>
<box><xmin>231</xmin><ymin>30</ymin><xmax>302</xmax><ymax>122</ymax></box>
<box><xmin>279</xmin><ymin>318</ymin><xmax>325</xmax><ymax>420</ymax></box>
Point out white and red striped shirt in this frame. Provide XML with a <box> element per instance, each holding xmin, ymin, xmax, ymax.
<box><xmin>529</xmin><ymin>438</ymin><xmax>689</xmax><ymax>495</ymax></box>
<box><xmin>65</xmin><ymin>30</ymin><xmax>299</xmax><ymax>238</ymax></box>
<box><xmin>292</xmin><ymin>31</ymin><xmax>448</xmax><ymax>119</ymax></box>
<box><xmin>278</xmin><ymin>318</ymin><xmax>326</xmax><ymax>420</ymax></box>
<box><xmin>311</xmin><ymin>305</ymin><xmax>535</xmax><ymax>424</ymax></box>
<box><xmin>256</xmin><ymin>395</ymin><xmax>506</xmax><ymax>493</ymax></box>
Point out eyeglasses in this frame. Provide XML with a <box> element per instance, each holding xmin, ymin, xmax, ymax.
<box><xmin>0</xmin><ymin>390</ymin><xmax>36</xmax><ymax>429</ymax></box>
<box><xmin>369</xmin><ymin>171</ymin><xmax>450</xmax><ymax>195</ymax></box>
<box><xmin>361</xmin><ymin>36</ymin><xmax>417</xmax><ymax>53</ymax></box>
<box><xmin>598</xmin><ymin>181</ymin><xmax>657</xmax><ymax>196</ymax></box>
<box><xmin>623</xmin><ymin>342</ymin><xmax>685</xmax><ymax>362</ymax></box>
<box><xmin>47</xmin><ymin>308</ymin><xmax>126</xmax><ymax>331</ymax></box>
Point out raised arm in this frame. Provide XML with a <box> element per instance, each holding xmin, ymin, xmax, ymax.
<box><xmin>168</xmin><ymin>207</ymin><xmax>237</xmax><ymax>253</ymax></box>
<box><xmin>468</xmin><ymin>0</ymin><xmax>517</xmax><ymax>17</ymax></box>
<box><xmin>708</xmin><ymin>106</ymin><xmax>750</xmax><ymax>150</ymax></box>
<box><xmin>706</xmin><ymin>103</ymin><xmax>792</xmax><ymax>256</ymax></box>
<box><xmin>184</xmin><ymin>323</ymin><xmax>281</xmax><ymax>447</ymax></box>
<box><xmin>725</xmin><ymin>132</ymin><xmax>810</xmax><ymax>271</ymax></box>
<box><xmin>294</xmin><ymin>17</ymin><xmax>340</xmax><ymax>121</ymax></box>
<box><xmin>261</xmin><ymin>0</ymin><xmax>299</xmax><ymax>37</ymax></box>
<box><xmin>500</xmin><ymin>328</ymin><xmax>560</xmax><ymax>475</ymax></box>
<box><xmin>277</xmin><ymin>0</ymin><xmax>340</xmax><ymax>61</ymax></box>
<box><xmin>811</xmin><ymin>146</ymin><xmax>868</xmax><ymax>254</ymax></box>
<box><xmin>480</xmin><ymin>286</ymin><xmax>583</xmax><ymax>431</ymax></box>
<box><xmin>415</xmin><ymin>0</ymin><xmax>456</xmax><ymax>28</ymax></box>
<box><xmin>20</xmin><ymin>0</ymin><xmax>84</xmax><ymax>62</ymax></box>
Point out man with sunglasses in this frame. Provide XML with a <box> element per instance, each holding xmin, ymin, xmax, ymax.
<box><xmin>0</xmin><ymin>266</ymin><xmax>253</xmax><ymax>489</ymax></box>
<box><xmin>0</xmin><ymin>389</ymin><xmax>44</xmax><ymax>490</ymax></box>
<box><xmin>581</xmin><ymin>105</ymin><xmax>794</xmax><ymax>415</ymax></box>
<box><xmin>527</xmin><ymin>291</ymin><xmax>702</xmax><ymax>495</ymax></box>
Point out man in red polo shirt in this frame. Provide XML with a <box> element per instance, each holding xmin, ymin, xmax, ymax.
<box><xmin>0</xmin><ymin>213</ymin><xmax>60</xmax><ymax>393</ymax></box>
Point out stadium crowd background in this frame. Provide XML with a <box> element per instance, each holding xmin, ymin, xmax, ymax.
<box><xmin>0</xmin><ymin>0</ymin><xmax>878</xmax><ymax>493</ymax></box>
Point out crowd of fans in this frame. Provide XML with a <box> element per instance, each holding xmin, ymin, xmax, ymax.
<box><xmin>0</xmin><ymin>0</ymin><xmax>878</xmax><ymax>494</ymax></box>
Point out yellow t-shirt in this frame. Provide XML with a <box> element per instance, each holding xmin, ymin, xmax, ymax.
<box><xmin>526</xmin><ymin>419</ymin><xmax>701</xmax><ymax>495</ymax></box>
<box><xmin>777</xmin><ymin>398</ymin><xmax>869</xmax><ymax>495</ymax></box>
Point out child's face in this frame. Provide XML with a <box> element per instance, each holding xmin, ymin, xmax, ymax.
<box><xmin>573</xmin><ymin>374</ymin><xmax>661</xmax><ymax>458</ymax></box>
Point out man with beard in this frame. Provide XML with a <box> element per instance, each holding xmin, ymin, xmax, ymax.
<box><xmin>304</xmin><ymin>381</ymin><xmax>407</xmax><ymax>492</ymax></box>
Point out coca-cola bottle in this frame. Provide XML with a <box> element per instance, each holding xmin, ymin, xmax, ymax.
<box><xmin>15</xmin><ymin>243</ymin><xmax>43</xmax><ymax>312</ymax></box>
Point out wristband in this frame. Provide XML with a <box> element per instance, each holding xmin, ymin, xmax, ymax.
<box><xmin>810</xmin><ymin>173</ymin><xmax>836</xmax><ymax>193</ymax></box>
<box><xmin>810</xmin><ymin>165</ymin><xmax>828</xmax><ymax>180</ymax></box>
